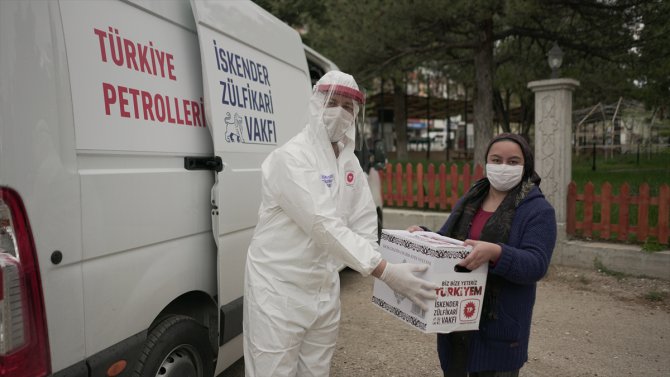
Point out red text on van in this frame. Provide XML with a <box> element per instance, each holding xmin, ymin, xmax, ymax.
<box><xmin>94</xmin><ymin>27</ymin><xmax>176</xmax><ymax>81</ymax></box>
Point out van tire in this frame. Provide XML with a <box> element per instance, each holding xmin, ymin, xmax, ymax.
<box><xmin>133</xmin><ymin>315</ymin><xmax>214</xmax><ymax>377</ymax></box>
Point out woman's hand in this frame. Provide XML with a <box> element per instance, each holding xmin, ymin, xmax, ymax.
<box><xmin>406</xmin><ymin>225</ymin><xmax>423</xmax><ymax>232</ymax></box>
<box><xmin>458</xmin><ymin>240</ymin><xmax>502</xmax><ymax>271</ymax></box>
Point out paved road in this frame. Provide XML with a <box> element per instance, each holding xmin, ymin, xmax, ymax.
<box><xmin>221</xmin><ymin>265</ymin><xmax>670</xmax><ymax>376</ymax></box>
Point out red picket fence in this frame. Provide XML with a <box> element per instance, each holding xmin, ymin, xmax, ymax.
<box><xmin>380</xmin><ymin>162</ymin><xmax>484</xmax><ymax>211</ymax></box>
<box><xmin>379</xmin><ymin>163</ymin><xmax>670</xmax><ymax>246</ymax></box>
<box><xmin>567</xmin><ymin>182</ymin><xmax>670</xmax><ymax>245</ymax></box>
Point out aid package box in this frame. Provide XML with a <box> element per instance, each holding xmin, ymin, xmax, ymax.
<box><xmin>372</xmin><ymin>229</ymin><xmax>488</xmax><ymax>333</ymax></box>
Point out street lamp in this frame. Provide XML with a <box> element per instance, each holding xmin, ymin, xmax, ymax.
<box><xmin>547</xmin><ymin>42</ymin><xmax>564</xmax><ymax>79</ymax></box>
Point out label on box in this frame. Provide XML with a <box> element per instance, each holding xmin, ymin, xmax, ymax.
<box><xmin>372</xmin><ymin>229</ymin><xmax>488</xmax><ymax>333</ymax></box>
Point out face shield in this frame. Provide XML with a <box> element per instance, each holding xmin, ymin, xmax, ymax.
<box><xmin>309</xmin><ymin>71</ymin><xmax>366</xmax><ymax>145</ymax></box>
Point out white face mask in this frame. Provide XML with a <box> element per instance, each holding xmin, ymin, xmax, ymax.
<box><xmin>486</xmin><ymin>164</ymin><xmax>524</xmax><ymax>192</ymax></box>
<box><xmin>322</xmin><ymin>106</ymin><xmax>354</xmax><ymax>142</ymax></box>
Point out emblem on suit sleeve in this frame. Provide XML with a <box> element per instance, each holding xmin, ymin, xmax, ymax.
<box><xmin>345</xmin><ymin>170</ymin><xmax>355</xmax><ymax>186</ymax></box>
<box><xmin>321</xmin><ymin>173</ymin><xmax>334</xmax><ymax>188</ymax></box>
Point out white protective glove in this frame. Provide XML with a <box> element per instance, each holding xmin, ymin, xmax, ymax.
<box><xmin>379</xmin><ymin>263</ymin><xmax>437</xmax><ymax>311</ymax></box>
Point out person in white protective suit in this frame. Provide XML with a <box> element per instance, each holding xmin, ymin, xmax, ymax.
<box><xmin>243</xmin><ymin>70</ymin><xmax>437</xmax><ymax>377</ymax></box>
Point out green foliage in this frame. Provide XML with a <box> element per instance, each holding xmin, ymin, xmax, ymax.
<box><xmin>593</xmin><ymin>257</ymin><xmax>626</xmax><ymax>280</ymax></box>
<box><xmin>252</xmin><ymin>0</ymin><xmax>327</xmax><ymax>45</ymax></box>
<box><xmin>642</xmin><ymin>238</ymin><xmax>666</xmax><ymax>253</ymax></box>
<box><xmin>643</xmin><ymin>290</ymin><xmax>667</xmax><ymax>302</ymax></box>
<box><xmin>258</xmin><ymin>0</ymin><xmax>669</xmax><ymax>166</ymax></box>
<box><xmin>257</xmin><ymin>0</ymin><xmax>668</xmax><ymax>119</ymax></box>
<box><xmin>631</xmin><ymin>0</ymin><xmax>670</xmax><ymax>112</ymax></box>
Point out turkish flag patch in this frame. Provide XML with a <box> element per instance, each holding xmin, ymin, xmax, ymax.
<box><xmin>345</xmin><ymin>170</ymin><xmax>355</xmax><ymax>186</ymax></box>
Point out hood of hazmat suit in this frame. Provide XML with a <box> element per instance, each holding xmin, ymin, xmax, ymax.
<box><xmin>310</xmin><ymin>70</ymin><xmax>366</xmax><ymax>145</ymax></box>
<box><xmin>243</xmin><ymin>70</ymin><xmax>381</xmax><ymax>377</ymax></box>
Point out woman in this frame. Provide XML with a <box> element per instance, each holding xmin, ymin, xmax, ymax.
<box><xmin>408</xmin><ymin>133</ymin><xmax>557</xmax><ymax>377</ymax></box>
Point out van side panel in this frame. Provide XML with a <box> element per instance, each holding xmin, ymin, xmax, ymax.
<box><xmin>60</xmin><ymin>1</ymin><xmax>210</xmax><ymax>155</ymax></box>
<box><xmin>191</xmin><ymin>0</ymin><xmax>307</xmax><ymax>73</ymax></box>
<box><xmin>0</xmin><ymin>1</ymin><xmax>86</xmax><ymax>372</ymax></box>
<box><xmin>77</xmin><ymin>155</ymin><xmax>212</xmax><ymax>259</ymax></box>
<box><xmin>59</xmin><ymin>0</ymin><xmax>217</xmax><ymax>358</ymax></box>
<box><xmin>191</xmin><ymin>1</ymin><xmax>313</xmax><ymax>371</ymax></box>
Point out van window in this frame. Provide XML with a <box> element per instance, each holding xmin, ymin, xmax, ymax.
<box><xmin>307</xmin><ymin>58</ymin><xmax>326</xmax><ymax>86</ymax></box>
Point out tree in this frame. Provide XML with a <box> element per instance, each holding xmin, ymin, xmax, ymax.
<box><xmin>493</xmin><ymin>37</ymin><xmax>544</xmax><ymax>138</ymax></box>
<box><xmin>252</xmin><ymin>0</ymin><xmax>327</xmax><ymax>45</ymax></box>
<box><xmin>256</xmin><ymin>0</ymin><xmax>667</xmax><ymax>163</ymax></box>
<box><xmin>631</xmin><ymin>0</ymin><xmax>670</xmax><ymax>118</ymax></box>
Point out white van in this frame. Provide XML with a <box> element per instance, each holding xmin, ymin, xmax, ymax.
<box><xmin>0</xmin><ymin>1</ymin><xmax>374</xmax><ymax>376</ymax></box>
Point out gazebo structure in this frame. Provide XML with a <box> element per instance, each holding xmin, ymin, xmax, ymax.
<box><xmin>365</xmin><ymin>91</ymin><xmax>525</xmax><ymax>160</ymax></box>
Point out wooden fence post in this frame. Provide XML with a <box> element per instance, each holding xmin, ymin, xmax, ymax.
<box><xmin>383</xmin><ymin>163</ymin><xmax>393</xmax><ymax>206</ymax></box>
<box><xmin>439</xmin><ymin>164</ymin><xmax>447</xmax><ymax>210</ymax></box>
<box><xmin>618</xmin><ymin>183</ymin><xmax>630</xmax><ymax>242</ymax></box>
<box><xmin>637</xmin><ymin>183</ymin><xmax>650</xmax><ymax>242</ymax></box>
<box><xmin>405</xmin><ymin>163</ymin><xmax>414</xmax><ymax>207</ymax></box>
<box><xmin>601</xmin><ymin>182</ymin><xmax>612</xmax><ymax>240</ymax></box>
<box><xmin>567</xmin><ymin>181</ymin><xmax>577</xmax><ymax>236</ymax></box>
<box><xmin>584</xmin><ymin>182</ymin><xmax>594</xmax><ymax>238</ymax></box>
<box><xmin>427</xmin><ymin>164</ymin><xmax>436</xmax><ymax>209</ymax></box>
<box><xmin>463</xmin><ymin>164</ymin><xmax>472</xmax><ymax>193</ymax></box>
<box><xmin>473</xmin><ymin>164</ymin><xmax>484</xmax><ymax>182</ymax></box>
<box><xmin>658</xmin><ymin>184</ymin><xmax>669</xmax><ymax>245</ymax></box>
<box><xmin>394</xmin><ymin>163</ymin><xmax>403</xmax><ymax>207</ymax></box>
<box><xmin>416</xmin><ymin>163</ymin><xmax>424</xmax><ymax>208</ymax></box>
<box><xmin>449</xmin><ymin>164</ymin><xmax>459</xmax><ymax>208</ymax></box>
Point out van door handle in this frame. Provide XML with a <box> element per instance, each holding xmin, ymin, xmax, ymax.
<box><xmin>184</xmin><ymin>156</ymin><xmax>223</xmax><ymax>172</ymax></box>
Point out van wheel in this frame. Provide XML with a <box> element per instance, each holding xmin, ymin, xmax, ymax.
<box><xmin>133</xmin><ymin>315</ymin><xmax>214</xmax><ymax>377</ymax></box>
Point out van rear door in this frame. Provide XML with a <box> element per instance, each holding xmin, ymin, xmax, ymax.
<box><xmin>190</xmin><ymin>0</ymin><xmax>311</xmax><ymax>370</ymax></box>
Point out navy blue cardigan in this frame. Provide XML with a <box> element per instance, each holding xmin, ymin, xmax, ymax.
<box><xmin>436</xmin><ymin>185</ymin><xmax>557</xmax><ymax>373</ymax></box>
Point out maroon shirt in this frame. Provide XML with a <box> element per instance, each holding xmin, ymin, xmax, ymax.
<box><xmin>468</xmin><ymin>207</ymin><xmax>494</xmax><ymax>241</ymax></box>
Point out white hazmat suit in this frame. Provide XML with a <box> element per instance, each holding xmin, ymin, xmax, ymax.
<box><xmin>243</xmin><ymin>71</ymin><xmax>435</xmax><ymax>377</ymax></box>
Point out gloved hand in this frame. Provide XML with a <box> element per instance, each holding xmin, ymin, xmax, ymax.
<box><xmin>379</xmin><ymin>263</ymin><xmax>437</xmax><ymax>311</ymax></box>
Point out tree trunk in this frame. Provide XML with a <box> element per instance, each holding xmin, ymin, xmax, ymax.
<box><xmin>473</xmin><ymin>17</ymin><xmax>494</xmax><ymax>165</ymax></box>
<box><xmin>520</xmin><ymin>93</ymin><xmax>533</xmax><ymax>141</ymax></box>
<box><xmin>493</xmin><ymin>88</ymin><xmax>511</xmax><ymax>133</ymax></box>
<box><xmin>393</xmin><ymin>79</ymin><xmax>408</xmax><ymax>160</ymax></box>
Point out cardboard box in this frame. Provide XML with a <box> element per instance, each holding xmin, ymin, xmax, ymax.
<box><xmin>372</xmin><ymin>229</ymin><xmax>488</xmax><ymax>333</ymax></box>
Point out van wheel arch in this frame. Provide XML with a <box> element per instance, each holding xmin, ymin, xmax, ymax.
<box><xmin>133</xmin><ymin>315</ymin><xmax>214</xmax><ymax>377</ymax></box>
<box><xmin>151</xmin><ymin>291</ymin><xmax>218</xmax><ymax>356</ymax></box>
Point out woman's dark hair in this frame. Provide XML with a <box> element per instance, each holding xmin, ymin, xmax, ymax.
<box><xmin>484</xmin><ymin>133</ymin><xmax>541</xmax><ymax>185</ymax></box>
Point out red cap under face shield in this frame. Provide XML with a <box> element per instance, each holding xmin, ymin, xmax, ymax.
<box><xmin>315</xmin><ymin>84</ymin><xmax>365</xmax><ymax>105</ymax></box>
<box><xmin>310</xmin><ymin>70</ymin><xmax>366</xmax><ymax>144</ymax></box>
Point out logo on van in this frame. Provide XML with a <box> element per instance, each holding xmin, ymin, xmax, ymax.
<box><xmin>225</xmin><ymin>112</ymin><xmax>245</xmax><ymax>143</ymax></box>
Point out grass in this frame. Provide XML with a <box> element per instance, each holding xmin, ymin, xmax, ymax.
<box><xmin>593</xmin><ymin>257</ymin><xmax>627</xmax><ymax>280</ymax></box>
<box><xmin>642</xmin><ymin>238</ymin><xmax>666</xmax><ymax>252</ymax></box>
<box><xmin>572</xmin><ymin>149</ymin><xmax>670</xmax><ymax>195</ymax></box>
<box><xmin>644</xmin><ymin>290</ymin><xmax>667</xmax><ymax>302</ymax></box>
